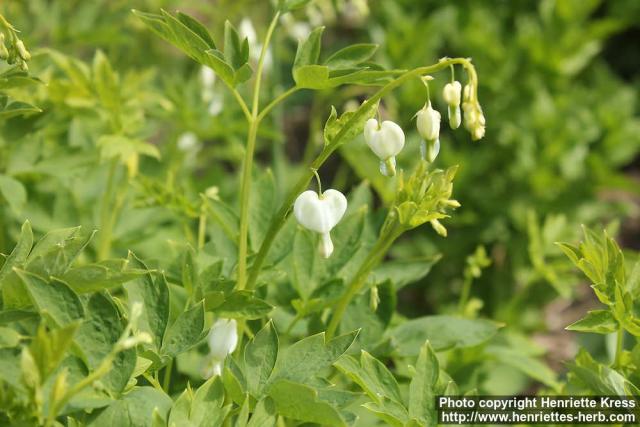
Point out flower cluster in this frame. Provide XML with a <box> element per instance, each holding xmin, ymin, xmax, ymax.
<box><xmin>292</xmin><ymin>70</ymin><xmax>483</xmax><ymax>259</ymax></box>
<box><xmin>0</xmin><ymin>20</ymin><xmax>31</xmax><ymax>71</ymax></box>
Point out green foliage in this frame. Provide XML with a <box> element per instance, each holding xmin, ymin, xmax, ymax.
<box><xmin>0</xmin><ymin>1</ymin><xmax>639</xmax><ymax>426</ymax></box>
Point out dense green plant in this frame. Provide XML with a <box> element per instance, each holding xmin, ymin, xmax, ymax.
<box><xmin>0</xmin><ymin>0</ymin><xmax>639</xmax><ymax>426</ymax></box>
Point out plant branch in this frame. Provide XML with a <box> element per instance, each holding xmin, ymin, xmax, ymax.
<box><xmin>236</xmin><ymin>11</ymin><xmax>281</xmax><ymax>290</ymax></box>
<box><xmin>245</xmin><ymin>58</ymin><xmax>475</xmax><ymax>291</ymax></box>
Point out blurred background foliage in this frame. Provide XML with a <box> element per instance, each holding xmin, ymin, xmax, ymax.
<box><xmin>1</xmin><ymin>0</ymin><xmax>639</xmax><ymax>396</ymax></box>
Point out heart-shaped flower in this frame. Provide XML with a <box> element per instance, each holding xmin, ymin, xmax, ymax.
<box><xmin>293</xmin><ymin>189</ymin><xmax>347</xmax><ymax>258</ymax></box>
<box><xmin>443</xmin><ymin>81</ymin><xmax>462</xmax><ymax>129</ymax></box>
<box><xmin>364</xmin><ymin>118</ymin><xmax>405</xmax><ymax>176</ymax></box>
<box><xmin>416</xmin><ymin>102</ymin><xmax>441</xmax><ymax>142</ymax></box>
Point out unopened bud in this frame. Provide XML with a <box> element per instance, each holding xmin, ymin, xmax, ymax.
<box><xmin>208</xmin><ymin>318</ymin><xmax>238</xmax><ymax>361</ymax></box>
<box><xmin>416</xmin><ymin>103</ymin><xmax>441</xmax><ymax>142</ymax></box>
<box><xmin>370</xmin><ymin>286</ymin><xmax>379</xmax><ymax>311</ymax></box>
<box><xmin>430</xmin><ymin>219</ymin><xmax>447</xmax><ymax>237</ymax></box>
<box><xmin>15</xmin><ymin>40</ymin><xmax>30</xmax><ymax>61</ymax></box>
<box><xmin>442</xmin><ymin>81</ymin><xmax>462</xmax><ymax>107</ymax></box>
<box><xmin>445</xmin><ymin>199</ymin><xmax>461</xmax><ymax>208</ymax></box>
<box><xmin>51</xmin><ymin>369</ymin><xmax>69</xmax><ymax>402</ymax></box>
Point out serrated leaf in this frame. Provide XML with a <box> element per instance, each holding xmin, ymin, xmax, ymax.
<box><xmin>213</xmin><ymin>291</ymin><xmax>273</xmax><ymax>319</ymax></box>
<box><xmin>75</xmin><ymin>292</ymin><xmax>136</xmax><ymax>392</ymax></box>
<box><xmin>16</xmin><ymin>270</ymin><xmax>84</xmax><ymax>326</ymax></box>
<box><xmin>124</xmin><ymin>253</ymin><xmax>170</xmax><ymax>352</ymax></box>
<box><xmin>271</xmin><ymin>330</ymin><xmax>358</xmax><ymax>384</ymax></box>
<box><xmin>268</xmin><ymin>380</ymin><xmax>347</xmax><ymax>426</ymax></box>
<box><xmin>245</xmin><ymin>320</ymin><xmax>278</xmax><ymax>397</ymax></box>
<box><xmin>389</xmin><ymin>315</ymin><xmax>502</xmax><ymax>356</ymax></box>
<box><xmin>161</xmin><ymin>301</ymin><xmax>205</xmax><ymax>358</ymax></box>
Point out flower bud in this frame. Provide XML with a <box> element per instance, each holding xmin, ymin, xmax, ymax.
<box><xmin>208</xmin><ymin>318</ymin><xmax>238</xmax><ymax>361</ymax></box>
<box><xmin>15</xmin><ymin>40</ymin><xmax>30</xmax><ymax>61</ymax></box>
<box><xmin>443</xmin><ymin>81</ymin><xmax>461</xmax><ymax>107</ymax></box>
<box><xmin>294</xmin><ymin>189</ymin><xmax>347</xmax><ymax>258</ymax></box>
<box><xmin>364</xmin><ymin>118</ymin><xmax>405</xmax><ymax>177</ymax></box>
<box><xmin>416</xmin><ymin>103</ymin><xmax>441</xmax><ymax>142</ymax></box>
<box><xmin>462</xmin><ymin>101</ymin><xmax>485</xmax><ymax>141</ymax></box>
<box><xmin>430</xmin><ymin>219</ymin><xmax>447</xmax><ymax>237</ymax></box>
<box><xmin>448</xmin><ymin>105</ymin><xmax>461</xmax><ymax>129</ymax></box>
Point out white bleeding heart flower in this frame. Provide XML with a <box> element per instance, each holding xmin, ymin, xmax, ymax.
<box><xmin>293</xmin><ymin>189</ymin><xmax>347</xmax><ymax>258</ymax></box>
<box><xmin>363</xmin><ymin>118</ymin><xmax>405</xmax><ymax>176</ymax></box>
<box><xmin>416</xmin><ymin>102</ymin><xmax>441</xmax><ymax>142</ymax></box>
<box><xmin>443</xmin><ymin>81</ymin><xmax>462</xmax><ymax>129</ymax></box>
<box><xmin>208</xmin><ymin>318</ymin><xmax>238</xmax><ymax>362</ymax></box>
<box><xmin>443</xmin><ymin>81</ymin><xmax>462</xmax><ymax>107</ymax></box>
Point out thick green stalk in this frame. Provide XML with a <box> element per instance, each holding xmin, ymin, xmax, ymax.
<box><xmin>97</xmin><ymin>160</ymin><xmax>118</xmax><ymax>260</ymax></box>
<box><xmin>246</xmin><ymin>58</ymin><xmax>475</xmax><ymax>290</ymax></box>
<box><xmin>236</xmin><ymin>11</ymin><xmax>280</xmax><ymax>290</ymax></box>
<box><xmin>326</xmin><ymin>222</ymin><xmax>404</xmax><ymax>339</ymax></box>
<box><xmin>614</xmin><ymin>328</ymin><xmax>624</xmax><ymax>368</ymax></box>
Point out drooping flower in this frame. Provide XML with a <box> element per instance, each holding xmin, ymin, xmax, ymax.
<box><xmin>416</xmin><ymin>103</ymin><xmax>441</xmax><ymax>162</ymax></box>
<box><xmin>462</xmin><ymin>84</ymin><xmax>486</xmax><ymax>141</ymax></box>
<box><xmin>364</xmin><ymin>118</ymin><xmax>405</xmax><ymax>176</ymax></box>
<box><xmin>204</xmin><ymin>318</ymin><xmax>238</xmax><ymax>378</ymax></box>
<box><xmin>293</xmin><ymin>189</ymin><xmax>347</xmax><ymax>258</ymax></box>
<box><xmin>443</xmin><ymin>81</ymin><xmax>462</xmax><ymax>129</ymax></box>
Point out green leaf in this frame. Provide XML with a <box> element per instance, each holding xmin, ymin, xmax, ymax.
<box><xmin>26</xmin><ymin>227</ymin><xmax>94</xmax><ymax>278</ymax></box>
<box><xmin>293</xmin><ymin>64</ymin><xmax>329</xmax><ymax>89</ymax></box>
<box><xmin>486</xmin><ymin>345</ymin><xmax>560</xmax><ymax>390</ymax></box>
<box><xmin>181</xmin><ymin>246</ymin><xmax>197</xmax><ymax>295</ymax></box>
<box><xmin>249</xmin><ymin>170</ymin><xmax>276</xmax><ymax>252</ymax></box>
<box><xmin>161</xmin><ymin>301</ymin><xmax>205</xmax><ymax>358</ymax></box>
<box><xmin>325</xmin><ymin>44</ymin><xmax>378</xmax><ymax>69</ymax></box>
<box><xmin>224</xmin><ymin>20</ymin><xmax>249</xmax><ymax>70</ymax></box>
<box><xmin>389</xmin><ymin>315</ymin><xmax>502</xmax><ymax>356</ymax></box>
<box><xmin>0</xmin><ymin>174</ymin><xmax>27</xmax><ymax>215</ymax></box>
<box><xmin>124</xmin><ymin>253</ymin><xmax>170</xmax><ymax>351</ymax></box>
<box><xmin>88</xmin><ymin>387</ymin><xmax>172</xmax><ymax>427</ymax></box>
<box><xmin>93</xmin><ymin>50</ymin><xmax>120</xmax><ymax>115</ymax></box>
<box><xmin>268</xmin><ymin>380</ymin><xmax>347</xmax><ymax>426</ymax></box>
<box><xmin>566</xmin><ymin>309</ymin><xmax>618</xmax><ymax>334</ymax></box>
<box><xmin>176</xmin><ymin>12</ymin><xmax>216</xmax><ymax>49</ymax></box>
<box><xmin>213</xmin><ymin>291</ymin><xmax>273</xmax><ymax>319</ymax></box>
<box><xmin>16</xmin><ymin>270</ymin><xmax>84</xmax><ymax>326</ymax></box>
<box><xmin>271</xmin><ymin>330</ymin><xmax>358</xmax><ymax>384</ymax></box>
<box><xmin>0</xmin><ymin>326</ymin><xmax>20</xmax><ymax>348</ymax></box>
<box><xmin>334</xmin><ymin>351</ymin><xmax>403</xmax><ymax>405</ymax></box>
<box><xmin>0</xmin><ymin>99</ymin><xmax>42</xmax><ymax>118</ymax></box>
<box><xmin>61</xmin><ymin>259</ymin><xmax>150</xmax><ymax>293</ymax></box>
<box><xmin>292</xmin><ymin>228</ymin><xmax>320</xmax><ymax>299</ymax></box>
<box><xmin>132</xmin><ymin>9</ymin><xmax>235</xmax><ymax>86</ymax></box>
<box><xmin>245</xmin><ymin>320</ymin><xmax>278</xmax><ymax>397</ymax></box>
<box><xmin>29</xmin><ymin>322</ymin><xmax>80</xmax><ymax>382</ymax></box>
<box><xmin>0</xmin><ymin>220</ymin><xmax>33</xmax><ymax>286</ymax></box>
<box><xmin>323</xmin><ymin>101</ymin><xmax>379</xmax><ymax>148</ymax></box>
<box><xmin>75</xmin><ymin>292</ymin><xmax>135</xmax><ymax>393</ymax></box>
<box><xmin>293</xmin><ymin>26</ymin><xmax>324</xmax><ymax>71</ymax></box>
<box><xmin>247</xmin><ymin>398</ymin><xmax>277</xmax><ymax>427</ymax></box>
<box><xmin>190</xmin><ymin>376</ymin><xmax>231</xmax><ymax>426</ymax></box>
<box><xmin>373</xmin><ymin>256</ymin><xmax>441</xmax><ymax>289</ymax></box>
<box><xmin>408</xmin><ymin>342</ymin><xmax>439</xmax><ymax>426</ymax></box>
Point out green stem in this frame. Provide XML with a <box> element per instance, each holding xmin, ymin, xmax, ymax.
<box><xmin>246</xmin><ymin>58</ymin><xmax>475</xmax><ymax>291</ymax></box>
<box><xmin>162</xmin><ymin>359</ymin><xmax>173</xmax><ymax>393</ymax></box>
<box><xmin>144</xmin><ymin>372</ymin><xmax>164</xmax><ymax>392</ymax></box>
<box><xmin>458</xmin><ymin>276</ymin><xmax>472</xmax><ymax>314</ymax></box>
<box><xmin>257</xmin><ymin>86</ymin><xmax>300</xmax><ymax>122</ymax></box>
<box><xmin>97</xmin><ymin>160</ymin><xmax>118</xmax><ymax>260</ymax></box>
<box><xmin>326</xmin><ymin>222</ymin><xmax>403</xmax><ymax>339</ymax></box>
<box><xmin>236</xmin><ymin>11</ymin><xmax>280</xmax><ymax>291</ymax></box>
<box><xmin>614</xmin><ymin>328</ymin><xmax>624</xmax><ymax>367</ymax></box>
<box><xmin>197</xmin><ymin>200</ymin><xmax>207</xmax><ymax>250</ymax></box>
